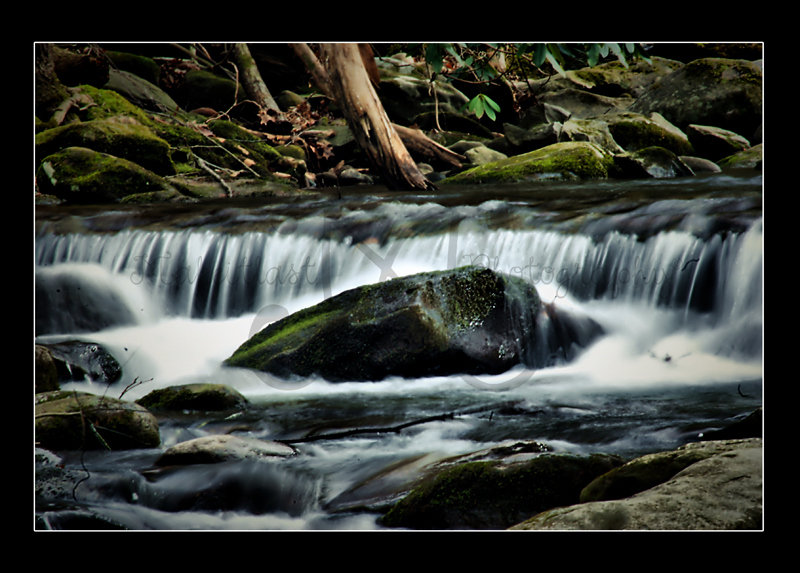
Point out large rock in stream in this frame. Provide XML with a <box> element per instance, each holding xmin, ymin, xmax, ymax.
<box><xmin>225</xmin><ymin>266</ymin><xmax>582</xmax><ymax>382</ymax></box>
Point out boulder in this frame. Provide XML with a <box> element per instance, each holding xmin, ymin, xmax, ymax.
<box><xmin>42</xmin><ymin>340</ymin><xmax>122</xmax><ymax>384</ymax></box>
<box><xmin>595</xmin><ymin>111</ymin><xmax>694</xmax><ymax>156</ymax></box>
<box><xmin>446</xmin><ymin>141</ymin><xmax>616</xmax><ymax>184</ymax></box>
<box><xmin>36</xmin><ymin>117</ymin><xmax>176</xmax><ymax>176</ymax></box>
<box><xmin>629</xmin><ymin>58</ymin><xmax>762</xmax><ymax>139</ymax></box>
<box><xmin>558</xmin><ymin>118</ymin><xmax>624</xmax><ymax>155</ymax></box>
<box><xmin>538</xmin><ymin>88</ymin><xmax>633</xmax><ymax>119</ymax></box>
<box><xmin>510</xmin><ymin>439</ymin><xmax>762</xmax><ymax>530</ymax></box>
<box><xmin>686</xmin><ymin>124</ymin><xmax>751</xmax><ymax>162</ymax></box>
<box><xmin>136</xmin><ymin>383</ymin><xmax>249</xmax><ymax>412</ymax></box>
<box><xmin>378</xmin><ymin>452</ymin><xmax>624</xmax><ymax>530</ymax></box>
<box><xmin>379</xmin><ymin>75</ymin><xmax>470</xmax><ymax>126</ymax></box>
<box><xmin>104</xmin><ymin>68</ymin><xmax>178</xmax><ymax>114</ymax></box>
<box><xmin>224</xmin><ymin>266</ymin><xmax>541</xmax><ymax>382</ymax></box>
<box><xmin>35</xmin><ymin>391</ymin><xmax>161</xmax><ymax>451</ymax></box>
<box><xmin>36</xmin><ymin>146</ymin><xmax>180</xmax><ymax>204</ymax></box>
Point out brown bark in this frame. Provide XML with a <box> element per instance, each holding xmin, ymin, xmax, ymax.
<box><xmin>35</xmin><ymin>43</ymin><xmax>71</xmax><ymax>120</ymax></box>
<box><xmin>313</xmin><ymin>43</ymin><xmax>437</xmax><ymax>191</ymax></box>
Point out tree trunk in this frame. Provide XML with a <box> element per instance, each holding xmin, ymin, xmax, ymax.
<box><xmin>35</xmin><ymin>43</ymin><xmax>70</xmax><ymax>121</ymax></box>
<box><xmin>231</xmin><ymin>43</ymin><xmax>286</xmax><ymax>122</ymax></box>
<box><xmin>316</xmin><ymin>43</ymin><xmax>437</xmax><ymax>191</ymax></box>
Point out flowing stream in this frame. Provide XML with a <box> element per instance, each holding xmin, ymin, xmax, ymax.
<box><xmin>34</xmin><ymin>172</ymin><xmax>763</xmax><ymax>530</ymax></box>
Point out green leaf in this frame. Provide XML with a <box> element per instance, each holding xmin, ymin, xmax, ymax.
<box><xmin>532</xmin><ymin>43</ymin><xmax>548</xmax><ymax>67</ymax></box>
<box><xmin>468</xmin><ymin>95</ymin><xmax>486</xmax><ymax>119</ymax></box>
<box><xmin>425</xmin><ymin>43</ymin><xmax>444</xmax><ymax>74</ymax></box>
<box><xmin>587</xmin><ymin>43</ymin><xmax>601</xmax><ymax>67</ymax></box>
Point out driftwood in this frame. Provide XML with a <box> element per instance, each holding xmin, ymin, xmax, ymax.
<box><xmin>394</xmin><ymin>124</ymin><xmax>465</xmax><ymax>170</ymax></box>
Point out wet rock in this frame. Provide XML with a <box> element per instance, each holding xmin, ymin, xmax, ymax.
<box><xmin>225</xmin><ymin>266</ymin><xmax>542</xmax><ymax>382</ymax></box>
<box><xmin>378</xmin><ymin>452</ymin><xmax>623</xmax><ymax>530</ymax></box>
<box><xmin>35</xmin><ymin>345</ymin><xmax>59</xmax><ymax>393</ymax></box>
<box><xmin>136</xmin><ymin>383</ymin><xmax>249</xmax><ymax>412</ymax></box>
<box><xmin>613</xmin><ymin>146</ymin><xmax>695</xmax><ymax>179</ymax></box>
<box><xmin>686</xmin><ymin>124</ymin><xmax>751</xmax><ymax>162</ymax></box>
<box><xmin>154</xmin><ymin>434</ymin><xmax>296</xmax><ymax>466</ymax></box>
<box><xmin>511</xmin><ymin>438</ymin><xmax>762</xmax><ymax>530</ymax></box>
<box><xmin>718</xmin><ymin>143</ymin><xmax>763</xmax><ymax>170</ymax></box>
<box><xmin>35</xmin><ymin>391</ymin><xmax>160</xmax><ymax>451</ymax></box>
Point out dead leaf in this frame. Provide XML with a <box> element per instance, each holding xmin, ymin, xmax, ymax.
<box><xmin>243</xmin><ymin>158</ymin><xmax>256</xmax><ymax>167</ymax></box>
<box><xmin>235</xmin><ymin>145</ymin><xmax>250</xmax><ymax>155</ymax></box>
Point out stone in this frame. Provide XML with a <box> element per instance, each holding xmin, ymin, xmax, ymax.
<box><xmin>35</xmin><ymin>391</ymin><xmax>161</xmax><ymax>451</ymax></box>
<box><xmin>136</xmin><ymin>383</ymin><xmax>249</xmax><ymax>412</ymax></box>
<box><xmin>224</xmin><ymin>266</ymin><xmax>541</xmax><ymax>382</ymax></box>
<box><xmin>686</xmin><ymin>124</ymin><xmax>751</xmax><ymax>162</ymax></box>
<box><xmin>154</xmin><ymin>435</ymin><xmax>295</xmax><ymax>466</ymax></box>
<box><xmin>630</xmin><ymin>58</ymin><xmax>762</xmax><ymax>139</ymax></box>
<box><xmin>511</xmin><ymin>439</ymin><xmax>762</xmax><ymax>530</ymax></box>
<box><xmin>613</xmin><ymin>146</ymin><xmax>695</xmax><ymax>179</ymax></box>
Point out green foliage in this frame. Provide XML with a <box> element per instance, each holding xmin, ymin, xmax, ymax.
<box><xmin>407</xmin><ymin>43</ymin><xmax>651</xmax><ymax>122</ymax></box>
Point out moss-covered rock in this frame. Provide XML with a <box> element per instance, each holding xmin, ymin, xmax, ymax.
<box><xmin>378</xmin><ymin>452</ymin><xmax>624</xmax><ymax>530</ymax></box>
<box><xmin>717</xmin><ymin>143</ymin><xmax>763</xmax><ymax>169</ymax></box>
<box><xmin>136</xmin><ymin>383</ymin><xmax>249</xmax><ymax>412</ymax></box>
<box><xmin>179</xmin><ymin>69</ymin><xmax>245</xmax><ymax>113</ymax></box>
<box><xmin>35</xmin><ymin>345</ymin><xmax>59</xmax><ymax>394</ymax></box>
<box><xmin>104</xmin><ymin>68</ymin><xmax>178</xmax><ymax>114</ymax></box>
<box><xmin>36</xmin><ymin>146</ymin><xmax>180</xmax><ymax>204</ymax></box>
<box><xmin>104</xmin><ymin>51</ymin><xmax>161</xmax><ymax>86</ymax></box>
<box><xmin>558</xmin><ymin>118</ymin><xmax>624</xmax><ymax>155</ymax></box>
<box><xmin>224</xmin><ymin>266</ymin><xmax>540</xmax><ymax>382</ymax></box>
<box><xmin>445</xmin><ymin>141</ymin><xmax>616</xmax><ymax>184</ymax></box>
<box><xmin>35</xmin><ymin>391</ymin><xmax>160</xmax><ymax>451</ymax></box>
<box><xmin>597</xmin><ymin>111</ymin><xmax>694</xmax><ymax>156</ymax></box>
<box><xmin>36</xmin><ymin>117</ymin><xmax>175</xmax><ymax>176</ymax></box>
<box><xmin>630</xmin><ymin>58</ymin><xmax>762</xmax><ymax>139</ymax></box>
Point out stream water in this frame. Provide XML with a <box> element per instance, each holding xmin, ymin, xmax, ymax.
<box><xmin>34</xmin><ymin>172</ymin><xmax>763</xmax><ymax>530</ymax></box>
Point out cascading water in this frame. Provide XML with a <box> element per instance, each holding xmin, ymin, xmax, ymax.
<box><xmin>34</xmin><ymin>179</ymin><xmax>763</xmax><ymax>530</ymax></box>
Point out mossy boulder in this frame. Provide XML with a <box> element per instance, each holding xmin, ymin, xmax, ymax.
<box><xmin>36</xmin><ymin>117</ymin><xmax>176</xmax><ymax>176</ymax></box>
<box><xmin>136</xmin><ymin>383</ymin><xmax>249</xmax><ymax>412</ymax></box>
<box><xmin>36</xmin><ymin>146</ymin><xmax>180</xmax><ymax>204</ymax></box>
<box><xmin>178</xmin><ymin>69</ymin><xmax>246</xmax><ymax>113</ymax></box>
<box><xmin>596</xmin><ymin>111</ymin><xmax>694</xmax><ymax>156</ymax></box>
<box><xmin>104</xmin><ymin>68</ymin><xmax>178</xmax><ymax>114</ymax></box>
<box><xmin>35</xmin><ymin>345</ymin><xmax>59</xmax><ymax>394</ymax></box>
<box><xmin>558</xmin><ymin>118</ymin><xmax>624</xmax><ymax>155</ymax></box>
<box><xmin>378</xmin><ymin>453</ymin><xmax>624</xmax><ymax>530</ymax></box>
<box><xmin>35</xmin><ymin>391</ymin><xmax>161</xmax><ymax>451</ymax></box>
<box><xmin>445</xmin><ymin>141</ymin><xmax>616</xmax><ymax>184</ymax></box>
<box><xmin>379</xmin><ymin>75</ymin><xmax>470</xmax><ymax>126</ymax></box>
<box><xmin>629</xmin><ymin>58</ymin><xmax>762</xmax><ymax>139</ymax></box>
<box><xmin>104</xmin><ymin>51</ymin><xmax>161</xmax><ymax>86</ymax></box>
<box><xmin>224</xmin><ymin>266</ymin><xmax>541</xmax><ymax>382</ymax></box>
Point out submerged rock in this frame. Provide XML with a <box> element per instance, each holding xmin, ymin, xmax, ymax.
<box><xmin>154</xmin><ymin>435</ymin><xmax>295</xmax><ymax>467</ymax></box>
<box><xmin>224</xmin><ymin>266</ymin><xmax>542</xmax><ymax>382</ymax></box>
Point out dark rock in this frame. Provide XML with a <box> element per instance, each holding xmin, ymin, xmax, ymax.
<box><xmin>136</xmin><ymin>383</ymin><xmax>249</xmax><ymax>412</ymax></box>
<box><xmin>379</xmin><ymin>452</ymin><xmax>623</xmax><ymax>530</ymax></box>
<box><xmin>35</xmin><ymin>345</ymin><xmax>59</xmax><ymax>393</ymax></box>
<box><xmin>43</xmin><ymin>340</ymin><xmax>123</xmax><ymax>384</ymax></box>
<box><xmin>686</xmin><ymin>124</ymin><xmax>750</xmax><ymax>162</ymax></box>
<box><xmin>513</xmin><ymin>439</ymin><xmax>762</xmax><ymax>530</ymax></box>
<box><xmin>224</xmin><ymin>266</ymin><xmax>541</xmax><ymax>382</ymax></box>
<box><xmin>630</xmin><ymin>58</ymin><xmax>762</xmax><ymax>139</ymax></box>
<box><xmin>613</xmin><ymin>146</ymin><xmax>695</xmax><ymax>179</ymax></box>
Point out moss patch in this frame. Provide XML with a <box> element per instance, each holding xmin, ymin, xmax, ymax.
<box><xmin>445</xmin><ymin>141</ymin><xmax>615</xmax><ymax>184</ymax></box>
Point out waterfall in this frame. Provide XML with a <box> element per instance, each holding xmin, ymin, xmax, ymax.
<box><xmin>35</xmin><ymin>217</ymin><xmax>762</xmax><ymax>329</ymax></box>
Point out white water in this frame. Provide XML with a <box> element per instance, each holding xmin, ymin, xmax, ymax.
<box><xmin>35</xmin><ymin>203</ymin><xmax>763</xmax><ymax>530</ymax></box>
